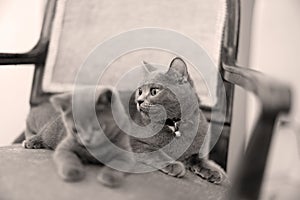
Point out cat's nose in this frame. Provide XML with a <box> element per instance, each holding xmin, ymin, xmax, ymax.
<box><xmin>137</xmin><ymin>100</ymin><xmax>144</xmax><ymax>105</ymax></box>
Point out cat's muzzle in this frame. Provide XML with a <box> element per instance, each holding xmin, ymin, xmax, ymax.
<box><xmin>137</xmin><ymin>104</ymin><xmax>152</xmax><ymax>113</ymax></box>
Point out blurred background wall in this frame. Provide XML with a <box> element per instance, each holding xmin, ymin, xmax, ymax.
<box><xmin>248</xmin><ymin>0</ymin><xmax>300</xmax><ymax>137</ymax></box>
<box><xmin>248</xmin><ymin>0</ymin><xmax>300</xmax><ymax>198</ymax></box>
<box><xmin>0</xmin><ymin>0</ymin><xmax>45</xmax><ymax>146</ymax></box>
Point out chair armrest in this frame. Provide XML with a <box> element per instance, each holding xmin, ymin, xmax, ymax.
<box><xmin>0</xmin><ymin>42</ymin><xmax>47</xmax><ymax>65</ymax></box>
<box><xmin>222</xmin><ymin>64</ymin><xmax>291</xmax><ymax>112</ymax></box>
<box><xmin>223</xmin><ymin>64</ymin><xmax>292</xmax><ymax>200</ymax></box>
<box><xmin>0</xmin><ymin>0</ymin><xmax>57</xmax><ymax>66</ymax></box>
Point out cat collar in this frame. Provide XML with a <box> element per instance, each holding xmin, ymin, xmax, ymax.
<box><xmin>165</xmin><ymin>118</ymin><xmax>181</xmax><ymax>138</ymax></box>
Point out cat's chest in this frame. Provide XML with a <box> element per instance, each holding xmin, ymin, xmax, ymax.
<box><xmin>131</xmin><ymin>117</ymin><xmax>207</xmax><ymax>158</ymax></box>
<box><xmin>136</xmin><ymin>126</ymin><xmax>176</xmax><ymax>148</ymax></box>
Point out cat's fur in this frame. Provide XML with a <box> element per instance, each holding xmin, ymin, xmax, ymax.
<box><xmin>130</xmin><ymin>57</ymin><xmax>225</xmax><ymax>183</ymax></box>
<box><xmin>23</xmin><ymin>86</ymin><xmax>133</xmax><ymax>187</ymax></box>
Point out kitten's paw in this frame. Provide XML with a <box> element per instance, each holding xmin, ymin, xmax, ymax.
<box><xmin>22</xmin><ymin>140</ymin><xmax>27</xmax><ymax>148</ymax></box>
<box><xmin>160</xmin><ymin>161</ymin><xmax>186</xmax><ymax>178</ymax></box>
<box><xmin>97</xmin><ymin>167</ymin><xmax>125</xmax><ymax>188</ymax></box>
<box><xmin>59</xmin><ymin>165</ymin><xmax>85</xmax><ymax>182</ymax></box>
<box><xmin>189</xmin><ymin>164</ymin><xmax>223</xmax><ymax>184</ymax></box>
<box><xmin>22</xmin><ymin>138</ymin><xmax>43</xmax><ymax>149</ymax></box>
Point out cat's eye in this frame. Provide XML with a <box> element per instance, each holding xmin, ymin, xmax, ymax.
<box><xmin>138</xmin><ymin>88</ymin><xmax>142</xmax><ymax>95</ymax></box>
<box><xmin>150</xmin><ymin>88</ymin><xmax>159</xmax><ymax>96</ymax></box>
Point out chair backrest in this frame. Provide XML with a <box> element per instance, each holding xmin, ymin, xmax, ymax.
<box><xmin>41</xmin><ymin>0</ymin><xmax>226</xmax><ymax>106</ymax></box>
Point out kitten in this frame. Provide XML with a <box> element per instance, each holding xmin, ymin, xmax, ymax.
<box><xmin>23</xmin><ymin>86</ymin><xmax>133</xmax><ymax>187</ymax></box>
<box><xmin>130</xmin><ymin>57</ymin><xmax>225</xmax><ymax>184</ymax></box>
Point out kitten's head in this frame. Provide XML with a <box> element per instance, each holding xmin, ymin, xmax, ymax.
<box><xmin>135</xmin><ymin>57</ymin><xmax>198</xmax><ymax>121</ymax></box>
<box><xmin>50</xmin><ymin>87</ymin><xmax>124</xmax><ymax>148</ymax></box>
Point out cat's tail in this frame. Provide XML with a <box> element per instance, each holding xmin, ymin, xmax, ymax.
<box><xmin>12</xmin><ymin>131</ymin><xmax>25</xmax><ymax>144</ymax></box>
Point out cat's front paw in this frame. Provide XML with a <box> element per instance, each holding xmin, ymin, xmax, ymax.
<box><xmin>22</xmin><ymin>138</ymin><xmax>43</xmax><ymax>149</ymax></box>
<box><xmin>59</xmin><ymin>165</ymin><xmax>85</xmax><ymax>182</ymax></box>
<box><xmin>189</xmin><ymin>164</ymin><xmax>223</xmax><ymax>184</ymax></box>
<box><xmin>160</xmin><ymin>161</ymin><xmax>186</xmax><ymax>178</ymax></box>
<box><xmin>97</xmin><ymin>167</ymin><xmax>125</xmax><ymax>188</ymax></box>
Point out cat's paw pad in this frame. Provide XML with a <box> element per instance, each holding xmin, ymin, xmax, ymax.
<box><xmin>59</xmin><ymin>166</ymin><xmax>85</xmax><ymax>182</ymax></box>
<box><xmin>22</xmin><ymin>139</ymin><xmax>43</xmax><ymax>149</ymax></box>
<box><xmin>161</xmin><ymin>161</ymin><xmax>186</xmax><ymax>178</ymax></box>
<box><xmin>97</xmin><ymin>167</ymin><xmax>124</xmax><ymax>188</ymax></box>
<box><xmin>190</xmin><ymin>165</ymin><xmax>223</xmax><ymax>184</ymax></box>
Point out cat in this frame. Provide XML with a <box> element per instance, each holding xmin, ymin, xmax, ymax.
<box><xmin>23</xmin><ymin>86</ymin><xmax>134</xmax><ymax>187</ymax></box>
<box><xmin>130</xmin><ymin>57</ymin><xmax>225</xmax><ymax>184</ymax></box>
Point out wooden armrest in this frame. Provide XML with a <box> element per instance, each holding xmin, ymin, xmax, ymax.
<box><xmin>0</xmin><ymin>43</ymin><xmax>46</xmax><ymax>65</ymax></box>
<box><xmin>0</xmin><ymin>0</ymin><xmax>56</xmax><ymax>66</ymax></box>
<box><xmin>223</xmin><ymin>64</ymin><xmax>292</xmax><ymax>200</ymax></box>
<box><xmin>222</xmin><ymin>64</ymin><xmax>291</xmax><ymax>112</ymax></box>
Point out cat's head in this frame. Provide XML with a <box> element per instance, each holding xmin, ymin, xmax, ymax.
<box><xmin>135</xmin><ymin>57</ymin><xmax>198</xmax><ymax>121</ymax></box>
<box><xmin>50</xmin><ymin>86</ymin><xmax>124</xmax><ymax>148</ymax></box>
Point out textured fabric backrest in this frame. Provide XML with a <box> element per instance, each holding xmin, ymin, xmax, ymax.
<box><xmin>43</xmin><ymin>0</ymin><xmax>226</xmax><ymax>106</ymax></box>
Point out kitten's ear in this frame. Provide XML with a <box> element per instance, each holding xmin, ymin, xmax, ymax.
<box><xmin>96</xmin><ymin>88</ymin><xmax>113</xmax><ymax>107</ymax></box>
<box><xmin>168</xmin><ymin>57</ymin><xmax>189</xmax><ymax>80</ymax></box>
<box><xmin>142</xmin><ymin>61</ymin><xmax>157</xmax><ymax>74</ymax></box>
<box><xmin>50</xmin><ymin>93</ymin><xmax>72</xmax><ymax>112</ymax></box>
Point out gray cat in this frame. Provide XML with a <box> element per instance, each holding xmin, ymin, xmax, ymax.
<box><xmin>23</xmin><ymin>86</ymin><xmax>133</xmax><ymax>187</ymax></box>
<box><xmin>130</xmin><ymin>57</ymin><xmax>225</xmax><ymax>184</ymax></box>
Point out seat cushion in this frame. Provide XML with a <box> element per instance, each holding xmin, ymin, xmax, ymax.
<box><xmin>0</xmin><ymin>145</ymin><xmax>229</xmax><ymax>200</ymax></box>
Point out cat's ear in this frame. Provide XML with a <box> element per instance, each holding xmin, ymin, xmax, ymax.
<box><xmin>96</xmin><ymin>88</ymin><xmax>113</xmax><ymax>108</ymax></box>
<box><xmin>142</xmin><ymin>61</ymin><xmax>157</xmax><ymax>74</ymax></box>
<box><xmin>50</xmin><ymin>93</ymin><xmax>72</xmax><ymax>112</ymax></box>
<box><xmin>168</xmin><ymin>57</ymin><xmax>189</xmax><ymax>80</ymax></box>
